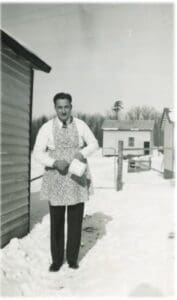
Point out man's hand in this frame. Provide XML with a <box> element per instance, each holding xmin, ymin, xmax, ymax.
<box><xmin>74</xmin><ymin>152</ymin><xmax>87</xmax><ymax>163</ymax></box>
<box><xmin>53</xmin><ymin>160</ymin><xmax>69</xmax><ymax>171</ymax></box>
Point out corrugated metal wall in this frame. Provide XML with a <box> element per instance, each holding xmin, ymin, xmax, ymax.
<box><xmin>1</xmin><ymin>44</ymin><xmax>31</xmax><ymax>247</ymax></box>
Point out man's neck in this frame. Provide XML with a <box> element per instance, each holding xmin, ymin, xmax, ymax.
<box><xmin>57</xmin><ymin>116</ymin><xmax>73</xmax><ymax>125</ymax></box>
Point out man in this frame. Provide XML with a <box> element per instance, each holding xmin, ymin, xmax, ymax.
<box><xmin>33</xmin><ymin>92</ymin><xmax>98</xmax><ymax>272</ymax></box>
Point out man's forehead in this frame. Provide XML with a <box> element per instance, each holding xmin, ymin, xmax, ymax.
<box><xmin>55</xmin><ymin>99</ymin><xmax>71</xmax><ymax>106</ymax></box>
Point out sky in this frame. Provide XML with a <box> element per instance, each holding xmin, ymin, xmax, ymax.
<box><xmin>1</xmin><ymin>2</ymin><xmax>174</xmax><ymax>119</ymax></box>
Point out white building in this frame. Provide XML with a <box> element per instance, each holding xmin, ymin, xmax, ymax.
<box><xmin>102</xmin><ymin>120</ymin><xmax>154</xmax><ymax>157</ymax></box>
<box><xmin>160</xmin><ymin>108</ymin><xmax>175</xmax><ymax>179</ymax></box>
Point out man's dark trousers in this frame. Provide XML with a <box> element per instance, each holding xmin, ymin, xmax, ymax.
<box><xmin>49</xmin><ymin>202</ymin><xmax>84</xmax><ymax>266</ymax></box>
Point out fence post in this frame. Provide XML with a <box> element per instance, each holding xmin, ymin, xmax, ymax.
<box><xmin>117</xmin><ymin>141</ymin><xmax>123</xmax><ymax>191</ymax></box>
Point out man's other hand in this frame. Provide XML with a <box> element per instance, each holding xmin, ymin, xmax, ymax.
<box><xmin>74</xmin><ymin>152</ymin><xmax>87</xmax><ymax>163</ymax></box>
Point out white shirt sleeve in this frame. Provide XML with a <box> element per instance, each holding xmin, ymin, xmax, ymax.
<box><xmin>33</xmin><ymin>122</ymin><xmax>55</xmax><ymax>167</ymax></box>
<box><xmin>77</xmin><ymin>119</ymin><xmax>99</xmax><ymax>158</ymax></box>
<box><xmin>33</xmin><ymin>117</ymin><xmax>99</xmax><ymax>166</ymax></box>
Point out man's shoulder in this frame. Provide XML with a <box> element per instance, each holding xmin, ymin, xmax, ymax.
<box><xmin>39</xmin><ymin>118</ymin><xmax>53</xmax><ymax>131</ymax></box>
<box><xmin>74</xmin><ymin>117</ymin><xmax>87</xmax><ymax>127</ymax></box>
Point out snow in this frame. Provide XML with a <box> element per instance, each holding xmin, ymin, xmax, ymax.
<box><xmin>0</xmin><ymin>149</ymin><xmax>175</xmax><ymax>297</ymax></box>
<box><xmin>168</xmin><ymin>108</ymin><xmax>174</xmax><ymax>123</ymax></box>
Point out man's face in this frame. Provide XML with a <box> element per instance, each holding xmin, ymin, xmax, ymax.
<box><xmin>55</xmin><ymin>98</ymin><xmax>72</xmax><ymax>122</ymax></box>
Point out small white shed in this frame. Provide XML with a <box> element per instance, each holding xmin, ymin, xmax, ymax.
<box><xmin>160</xmin><ymin>108</ymin><xmax>175</xmax><ymax>179</ymax></box>
<box><xmin>102</xmin><ymin>120</ymin><xmax>154</xmax><ymax>156</ymax></box>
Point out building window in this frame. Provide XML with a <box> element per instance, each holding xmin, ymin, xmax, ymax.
<box><xmin>128</xmin><ymin>137</ymin><xmax>134</xmax><ymax>147</ymax></box>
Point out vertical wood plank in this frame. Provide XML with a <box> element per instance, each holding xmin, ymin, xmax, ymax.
<box><xmin>28</xmin><ymin>68</ymin><xmax>34</xmax><ymax>232</ymax></box>
<box><xmin>117</xmin><ymin>141</ymin><xmax>123</xmax><ymax>191</ymax></box>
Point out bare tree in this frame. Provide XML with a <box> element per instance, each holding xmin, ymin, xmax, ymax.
<box><xmin>141</xmin><ymin>106</ymin><xmax>158</xmax><ymax>120</ymax></box>
<box><xmin>126</xmin><ymin>106</ymin><xmax>142</xmax><ymax>120</ymax></box>
<box><xmin>125</xmin><ymin>105</ymin><xmax>163</xmax><ymax>146</ymax></box>
<box><xmin>125</xmin><ymin>105</ymin><xmax>159</xmax><ymax>121</ymax></box>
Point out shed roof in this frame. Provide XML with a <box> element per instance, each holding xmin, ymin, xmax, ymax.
<box><xmin>160</xmin><ymin>107</ymin><xmax>174</xmax><ymax>128</ymax></box>
<box><xmin>102</xmin><ymin>119</ymin><xmax>155</xmax><ymax>131</ymax></box>
<box><xmin>1</xmin><ymin>29</ymin><xmax>51</xmax><ymax>73</ymax></box>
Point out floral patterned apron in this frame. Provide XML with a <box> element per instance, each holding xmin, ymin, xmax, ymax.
<box><xmin>40</xmin><ymin>117</ymin><xmax>93</xmax><ymax>206</ymax></box>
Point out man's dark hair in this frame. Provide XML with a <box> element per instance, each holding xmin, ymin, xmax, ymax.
<box><xmin>53</xmin><ymin>92</ymin><xmax>72</xmax><ymax>105</ymax></box>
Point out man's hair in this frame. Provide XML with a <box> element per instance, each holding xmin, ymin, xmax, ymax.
<box><xmin>53</xmin><ymin>92</ymin><xmax>72</xmax><ymax>105</ymax></box>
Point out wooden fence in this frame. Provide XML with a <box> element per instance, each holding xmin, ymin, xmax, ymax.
<box><xmin>116</xmin><ymin>142</ymin><xmax>173</xmax><ymax>191</ymax></box>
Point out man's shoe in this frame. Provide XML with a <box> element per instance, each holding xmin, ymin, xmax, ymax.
<box><xmin>49</xmin><ymin>263</ymin><xmax>61</xmax><ymax>272</ymax></box>
<box><xmin>68</xmin><ymin>262</ymin><xmax>79</xmax><ymax>269</ymax></box>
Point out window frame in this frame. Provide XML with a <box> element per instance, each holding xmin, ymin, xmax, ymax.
<box><xmin>128</xmin><ymin>137</ymin><xmax>135</xmax><ymax>147</ymax></box>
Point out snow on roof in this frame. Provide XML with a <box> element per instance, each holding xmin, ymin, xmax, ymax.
<box><xmin>160</xmin><ymin>107</ymin><xmax>174</xmax><ymax>128</ymax></box>
<box><xmin>102</xmin><ymin>120</ymin><xmax>155</xmax><ymax>131</ymax></box>
<box><xmin>168</xmin><ymin>108</ymin><xmax>175</xmax><ymax>122</ymax></box>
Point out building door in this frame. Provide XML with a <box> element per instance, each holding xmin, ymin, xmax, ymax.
<box><xmin>144</xmin><ymin>141</ymin><xmax>150</xmax><ymax>155</ymax></box>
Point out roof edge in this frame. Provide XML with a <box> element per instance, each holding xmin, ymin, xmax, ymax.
<box><xmin>160</xmin><ymin>107</ymin><xmax>174</xmax><ymax>128</ymax></box>
<box><xmin>1</xmin><ymin>29</ymin><xmax>51</xmax><ymax>73</ymax></box>
<box><xmin>101</xmin><ymin>119</ymin><xmax>155</xmax><ymax>130</ymax></box>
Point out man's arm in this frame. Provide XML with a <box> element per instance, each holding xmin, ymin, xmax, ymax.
<box><xmin>33</xmin><ymin>123</ymin><xmax>69</xmax><ymax>172</ymax></box>
<box><xmin>76</xmin><ymin>120</ymin><xmax>99</xmax><ymax>160</ymax></box>
<box><xmin>33</xmin><ymin>124</ymin><xmax>56</xmax><ymax>167</ymax></box>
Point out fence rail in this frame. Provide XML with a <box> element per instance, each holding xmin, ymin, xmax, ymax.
<box><xmin>123</xmin><ymin>146</ymin><xmax>172</xmax><ymax>151</ymax></box>
<box><xmin>116</xmin><ymin>144</ymin><xmax>174</xmax><ymax>191</ymax></box>
<box><xmin>30</xmin><ymin>175</ymin><xmax>43</xmax><ymax>182</ymax></box>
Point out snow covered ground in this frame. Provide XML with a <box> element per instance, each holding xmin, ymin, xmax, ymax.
<box><xmin>0</xmin><ymin>149</ymin><xmax>175</xmax><ymax>297</ymax></box>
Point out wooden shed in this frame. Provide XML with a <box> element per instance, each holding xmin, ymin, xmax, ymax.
<box><xmin>0</xmin><ymin>30</ymin><xmax>51</xmax><ymax>247</ymax></box>
<box><xmin>102</xmin><ymin>120</ymin><xmax>154</xmax><ymax>156</ymax></box>
<box><xmin>160</xmin><ymin>108</ymin><xmax>175</xmax><ymax>179</ymax></box>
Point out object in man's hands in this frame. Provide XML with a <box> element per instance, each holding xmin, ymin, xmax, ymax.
<box><xmin>69</xmin><ymin>159</ymin><xmax>86</xmax><ymax>177</ymax></box>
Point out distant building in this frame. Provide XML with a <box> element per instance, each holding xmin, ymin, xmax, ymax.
<box><xmin>160</xmin><ymin>108</ymin><xmax>175</xmax><ymax>179</ymax></box>
<box><xmin>102</xmin><ymin>120</ymin><xmax>154</xmax><ymax>156</ymax></box>
<box><xmin>0</xmin><ymin>30</ymin><xmax>51</xmax><ymax>247</ymax></box>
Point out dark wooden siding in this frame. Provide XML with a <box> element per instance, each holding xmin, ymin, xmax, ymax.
<box><xmin>0</xmin><ymin>45</ymin><xmax>31</xmax><ymax>247</ymax></box>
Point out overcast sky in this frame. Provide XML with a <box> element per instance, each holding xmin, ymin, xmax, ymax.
<box><xmin>1</xmin><ymin>3</ymin><xmax>174</xmax><ymax>119</ymax></box>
